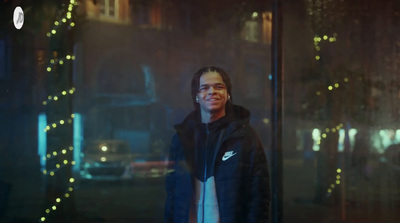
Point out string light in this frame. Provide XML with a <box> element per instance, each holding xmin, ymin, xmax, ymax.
<box><xmin>45</xmin><ymin>54</ymin><xmax>76</xmax><ymax>74</ymax></box>
<box><xmin>42</xmin><ymin>87</ymin><xmax>76</xmax><ymax>105</ymax></box>
<box><xmin>42</xmin><ymin>147</ymin><xmax>75</xmax><ymax>176</ymax></box>
<box><xmin>43</xmin><ymin>116</ymin><xmax>74</xmax><ymax>133</ymax></box>
<box><xmin>46</xmin><ymin>0</ymin><xmax>78</xmax><ymax>38</ymax></box>
<box><xmin>315</xmin><ymin>77</ymin><xmax>350</xmax><ymax>96</ymax></box>
<box><xmin>327</xmin><ymin>168</ymin><xmax>342</xmax><ymax>195</ymax></box>
<box><xmin>42</xmin><ymin>146</ymin><xmax>73</xmax><ymax>162</ymax></box>
<box><xmin>39</xmin><ymin>183</ymin><xmax>75</xmax><ymax>222</ymax></box>
<box><xmin>40</xmin><ymin>1</ymin><xmax>77</xmax><ymax>222</ymax></box>
<box><xmin>42</xmin><ymin>162</ymin><xmax>76</xmax><ymax>176</ymax></box>
<box><xmin>315</xmin><ymin>123</ymin><xmax>344</xmax><ymax>145</ymax></box>
<box><xmin>313</xmin><ymin>33</ymin><xmax>337</xmax><ymax>60</ymax></box>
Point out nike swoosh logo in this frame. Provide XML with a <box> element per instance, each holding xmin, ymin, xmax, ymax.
<box><xmin>222</xmin><ymin>151</ymin><xmax>236</xmax><ymax>161</ymax></box>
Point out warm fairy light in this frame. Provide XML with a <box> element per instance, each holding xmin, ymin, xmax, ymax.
<box><xmin>44</xmin><ymin>117</ymin><xmax>74</xmax><ymax>132</ymax></box>
<box><xmin>313</xmin><ymin>34</ymin><xmax>337</xmax><ymax>60</ymax></box>
<box><xmin>42</xmin><ymin>87</ymin><xmax>76</xmax><ymax>106</ymax></box>
<box><xmin>337</xmin><ymin>168</ymin><xmax>342</xmax><ymax>173</ymax></box>
<box><xmin>40</xmin><ymin>2</ymin><xmax>76</xmax><ymax>222</ymax></box>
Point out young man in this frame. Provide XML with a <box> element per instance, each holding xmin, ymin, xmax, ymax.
<box><xmin>164</xmin><ymin>66</ymin><xmax>270</xmax><ymax>223</ymax></box>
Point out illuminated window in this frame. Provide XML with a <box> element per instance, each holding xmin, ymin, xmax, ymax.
<box><xmin>262</xmin><ymin>12</ymin><xmax>272</xmax><ymax>44</ymax></box>
<box><xmin>99</xmin><ymin>0</ymin><xmax>118</xmax><ymax>18</ymax></box>
<box><xmin>242</xmin><ymin>20</ymin><xmax>259</xmax><ymax>43</ymax></box>
<box><xmin>241</xmin><ymin>11</ymin><xmax>272</xmax><ymax>44</ymax></box>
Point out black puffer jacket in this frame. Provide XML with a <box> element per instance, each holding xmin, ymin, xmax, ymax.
<box><xmin>164</xmin><ymin>105</ymin><xmax>270</xmax><ymax>223</ymax></box>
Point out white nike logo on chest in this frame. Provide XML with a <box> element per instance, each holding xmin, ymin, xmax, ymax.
<box><xmin>222</xmin><ymin>151</ymin><xmax>236</xmax><ymax>161</ymax></box>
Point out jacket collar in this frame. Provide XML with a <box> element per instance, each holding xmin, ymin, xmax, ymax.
<box><xmin>174</xmin><ymin>104</ymin><xmax>250</xmax><ymax>136</ymax></box>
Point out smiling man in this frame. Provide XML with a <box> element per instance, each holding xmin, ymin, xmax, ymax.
<box><xmin>164</xmin><ymin>66</ymin><xmax>270</xmax><ymax>223</ymax></box>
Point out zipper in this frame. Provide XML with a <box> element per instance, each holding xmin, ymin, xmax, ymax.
<box><xmin>202</xmin><ymin>123</ymin><xmax>209</xmax><ymax>223</ymax></box>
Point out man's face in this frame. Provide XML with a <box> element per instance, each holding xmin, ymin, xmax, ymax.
<box><xmin>197</xmin><ymin>71</ymin><xmax>228</xmax><ymax>115</ymax></box>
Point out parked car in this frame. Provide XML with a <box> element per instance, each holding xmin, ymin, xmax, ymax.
<box><xmin>79</xmin><ymin>140</ymin><xmax>133</xmax><ymax>181</ymax></box>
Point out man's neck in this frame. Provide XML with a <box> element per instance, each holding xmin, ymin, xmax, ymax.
<box><xmin>201</xmin><ymin>110</ymin><xmax>225</xmax><ymax>123</ymax></box>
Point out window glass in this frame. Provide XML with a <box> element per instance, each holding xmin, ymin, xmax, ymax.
<box><xmin>1</xmin><ymin>0</ymin><xmax>400</xmax><ymax>223</ymax></box>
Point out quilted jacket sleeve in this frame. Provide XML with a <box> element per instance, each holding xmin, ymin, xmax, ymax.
<box><xmin>246</xmin><ymin>131</ymin><xmax>271</xmax><ymax>223</ymax></box>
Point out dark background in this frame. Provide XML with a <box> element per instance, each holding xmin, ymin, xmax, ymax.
<box><xmin>1</xmin><ymin>0</ymin><xmax>400</xmax><ymax>222</ymax></box>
